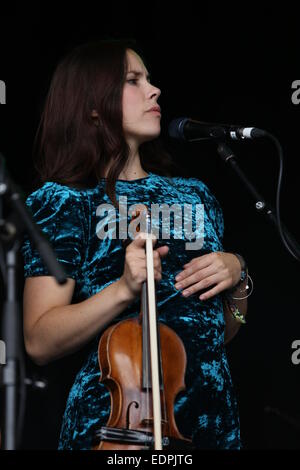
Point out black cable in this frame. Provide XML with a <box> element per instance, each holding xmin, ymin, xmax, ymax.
<box><xmin>265</xmin><ymin>132</ymin><xmax>300</xmax><ymax>262</ymax></box>
<box><xmin>217</xmin><ymin>134</ymin><xmax>300</xmax><ymax>263</ymax></box>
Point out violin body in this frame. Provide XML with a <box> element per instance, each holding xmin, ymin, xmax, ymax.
<box><xmin>92</xmin><ymin>316</ymin><xmax>192</xmax><ymax>450</ymax></box>
<box><xmin>93</xmin><ymin>211</ymin><xmax>194</xmax><ymax>450</ymax></box>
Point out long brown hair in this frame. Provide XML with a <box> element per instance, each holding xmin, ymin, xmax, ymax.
<box><xmin>33</xmin><ymin>38</ymin><xmax>176</xmax><ymax>205</ymax></box>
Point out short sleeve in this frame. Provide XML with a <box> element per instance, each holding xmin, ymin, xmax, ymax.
<box><xmin>21</xmin><ymin>183</ymin><xmax>87</xmax><ymax>280</ymax></box>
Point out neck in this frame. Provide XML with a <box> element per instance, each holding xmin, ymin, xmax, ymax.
<box><xmin>104</xmin><ymin>148</ymin><xmax>148</xmax><ymax>181</ymax></box>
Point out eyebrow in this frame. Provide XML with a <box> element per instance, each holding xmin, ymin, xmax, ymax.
<box><xmin>127</xmin><ymin>70</ymin><xmax>151</xmax><ymax>79</ymax></box>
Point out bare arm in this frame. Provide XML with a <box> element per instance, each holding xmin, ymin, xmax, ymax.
<box><xmin>23</xmin><ymin>235</ymin><xmax>169</xmax><ymax>366</ymax></box>
<box><xmin>23</xmin><ymin>276</ymin><xmax>134</xmax><ymax>365</ymax></box>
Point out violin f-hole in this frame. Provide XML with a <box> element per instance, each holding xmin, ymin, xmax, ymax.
<box><xmin>126</xmin><ymin>401</ymin><xmax>139</xmax><ymax>429</ymax></box>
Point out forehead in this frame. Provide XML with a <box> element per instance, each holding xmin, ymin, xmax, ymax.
<box><xmin>126</xmin><ymin>49</ymin><xmax>148</xmax><ymax>74</ymax></box>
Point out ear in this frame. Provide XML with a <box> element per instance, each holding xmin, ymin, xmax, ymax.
<box><xmin>91</xmin><ymin>109</ymin><xmax>99</xmax><ymax>126</ymax></box>
<box><xmin>91</xmin><ymin>110</ymin><xmax>99</xmax><ymax>118</ymax></box>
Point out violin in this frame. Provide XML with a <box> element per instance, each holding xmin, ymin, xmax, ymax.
<box><xmin>92</xmin><ymin>210</ymin><xmax>194</xmax><ymax>450</ymax></box>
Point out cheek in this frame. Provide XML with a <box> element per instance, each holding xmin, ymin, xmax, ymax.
<box><xmin>123</xmin><ymin>101</ymin><xmax>142</xmax><ymax>127</ymax></box>
<box><xmin>123</xmin><ymin>88</ymin><xmax>141</xmax><ymax>114</ymax></box>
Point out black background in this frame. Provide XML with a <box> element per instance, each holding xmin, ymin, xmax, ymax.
<box><xmin>0</xmin><ymin>4</ymin><xmax>299</xmax><ymax>451</ymax></box>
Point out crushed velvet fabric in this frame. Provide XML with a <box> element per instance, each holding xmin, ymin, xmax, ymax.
<box><xmin>21</xmin><ymin>172</ymin><xmax>241</xmax><ymax>449</ymax></box>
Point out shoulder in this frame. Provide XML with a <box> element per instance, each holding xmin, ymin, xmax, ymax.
<box><xmin>156</xmin><ymin>174</ymin><xmax>216</xmax><ymax>200</ymax></box>
<box><xmin>163</xmin><ymin>174</ymin><xmax>223</xmax><ymax>219</ymax></box>
<box><xmin>25</xmin><ymin>181</ymin><xmax>90</xmax><ymax>212</ymax></box>
<box><xmin>171</xmin><ymin>175</ymin><xmax>211</xmax><ymax>192</ymax></box>
<box><xmin>24</xmin><ymin>182</ymin><xmax>93</xmax><ymax>238</ymax></box>
<box><xmin>21</xmin><ymin>183</ymin><xmax>91</xmax><ymax>278</ymax></box>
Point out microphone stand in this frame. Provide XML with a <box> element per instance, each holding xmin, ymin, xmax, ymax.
<box><xmin>216</xmin><ymin>143</ymin><xmax>300</xmax><ymax>258</ymax></box>
<box><xmin>0</xmin><ymin>152</ymin><xmax>67</xmax><ymax>450</ymax></box>
<box><xmin>1</xmin><ymin>236</ymin><xmax>23</xmax><ymax>451</ymax></box>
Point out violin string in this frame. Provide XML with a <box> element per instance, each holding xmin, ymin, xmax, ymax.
<box><xmin>145</xmin><ymin>311</ymin><xmax>150</xmax><ymax>440</ymax></box>
<box><xmin>145</xmin><ymin>210</ymin><xmax>151</xmax><ymax>446</ymax></box>
<box><xmin>160</xmin><ymin>332</ymin><xmax>168</xmax><ymax>436</ymax></box>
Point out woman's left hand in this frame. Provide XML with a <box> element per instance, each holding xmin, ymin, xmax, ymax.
<box><xmin>174</xmin><ymin>252</ymin><xmax>241</xmax><ymax>300</ymax></box>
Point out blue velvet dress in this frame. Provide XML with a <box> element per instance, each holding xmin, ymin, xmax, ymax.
<box><xmin>21</xmin><ymin>172</ymin><xmax>241</xmax><ymax>450</ymax></box>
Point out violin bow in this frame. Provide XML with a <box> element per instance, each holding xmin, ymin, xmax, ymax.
<box><xmin>144</xmin><ymin>212</ymin><xmax>163</xmax><ymax>450</ymax></box>
<box><xmin>127</xmin><ymin>208</ymin><xmax>163</xmax><ymax>450</ymax></box>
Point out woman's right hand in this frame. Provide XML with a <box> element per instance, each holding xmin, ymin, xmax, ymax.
<box><xmin>119</xmin><ymin>234</ymin><xmax>169</xmax><ymax>301</ymax></box>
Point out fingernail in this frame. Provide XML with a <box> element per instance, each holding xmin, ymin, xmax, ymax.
<box><xmin>175</xmin><ymin>283</ymin><xmax>182</xmax><ymax>289</ymax></box>
<box><xmin>175</xmin><ymin>275</ymin><xmax>182</xmax><ymax>281</ymax></box>
<box><xmin>182</xmin><ymin>290</ymin><xmax>190</xmax><ymax>297</ymax></box>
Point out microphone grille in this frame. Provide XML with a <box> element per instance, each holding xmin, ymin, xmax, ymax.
<box><xmin>168</xmin><ymin>117</ymin><xmax>188</xmax><ymax>140</ymax></box>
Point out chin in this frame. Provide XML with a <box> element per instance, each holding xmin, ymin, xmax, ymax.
<box><xmin>142</xmin><ymin>128</ymin><xmax>161</xmax><ymax>141</ymax></box>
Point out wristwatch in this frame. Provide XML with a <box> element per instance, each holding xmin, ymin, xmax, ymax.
<box><xmin>233</xmin><ymin>253</ymin><xmax>247</xmax><ymax>284</ymax></box>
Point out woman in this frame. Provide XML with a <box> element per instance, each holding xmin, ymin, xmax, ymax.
<box><xmin>22</xmin><ymin>39</ymin><xmax>248</xmax><ymax>449</ymax></box>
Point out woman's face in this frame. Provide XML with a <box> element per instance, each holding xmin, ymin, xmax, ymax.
<box><xmin>122</xmin><ymin>49</ymin><xmax>161</xmax><ymax>148</ymax></box>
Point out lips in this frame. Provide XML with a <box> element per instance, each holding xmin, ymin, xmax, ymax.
<box><xmin>147</xmin><ymin>106</ymin><xmax>161</xmax><ymax>113</ymax></box>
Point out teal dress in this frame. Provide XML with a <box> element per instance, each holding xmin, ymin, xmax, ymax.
<box><xmin>21</xmin><ymin>172</ymin><xmax>241</xmax><ymax>449</ymax></box>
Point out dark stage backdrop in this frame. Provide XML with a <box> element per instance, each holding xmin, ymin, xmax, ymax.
<box><xmin>0</xmin><ymin>5</ymin><xmax>299</xmax><ymax>450</ymax></box>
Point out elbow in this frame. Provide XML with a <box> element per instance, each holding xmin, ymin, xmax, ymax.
<box><xmin>24</xmin><ymin>335</ymin><xmax>52</xmax><ymax>366</ymax></box>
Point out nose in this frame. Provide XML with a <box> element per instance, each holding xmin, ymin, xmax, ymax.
<box><xmin>148</xmin><ymin>83</ymin><xmax>161</xmax><ymax>100</ymax></box>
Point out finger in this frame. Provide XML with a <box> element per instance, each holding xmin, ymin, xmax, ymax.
<box><xmin>183</xmin><ymin>253</ymin><xmax>214</xmax><ymax>269</ymax></box>
<box><xmin>126</xmin><ymin>245</ymin><xmax>147</xmax><ymax>262</ymax></box>
<box><xmin>183</xmin><ymin>254</ymin><xmax>210</xmax><ymax>268</ymax></box>
<box><xmin>199</xmin><ymin>280</ymin><xmax>229</xmax><ymax>301</ymax></box>
<box><xmin>154</xmin><ymin>268</ymin><xmax>162</xmax><ymax>282</ymax></box>
<box><xmin>129</xmin><ymin>232</ymin><xmax>157</xmax><ymax>250</ymax></box>
<box><xmin>180</xmin><ymin>273</ymin><xmax>221</xmax><ymax>297</ymax></box>
<box><xmin>175</xmin><ymin>263</ymin><xmax>216</xmax><ymax>287</ymax></box>
<box><xmin>175</xmin><ymin>265</ymin><xmax>216</xmax><ymax>290</ymax></box>
<box><xmin>176</xmin><ymin>257</ymin><xmax>213</xmax><ymax>282</ymax></box>
<box><xmin>155</xmin><ymin>245</ymin><xmax>169</xmax><ymax>258</ymax></box>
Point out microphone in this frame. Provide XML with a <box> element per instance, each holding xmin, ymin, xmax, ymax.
<box><xmin>168</xmin><ymin>117</ymin><xmax>267</xmax><ymax>142</ymax></box>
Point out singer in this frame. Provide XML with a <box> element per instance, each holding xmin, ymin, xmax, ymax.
<box><xmin>21</xmin><ymin>39</ymin><xmax>248</xmax><ymax>450</ymax></box>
